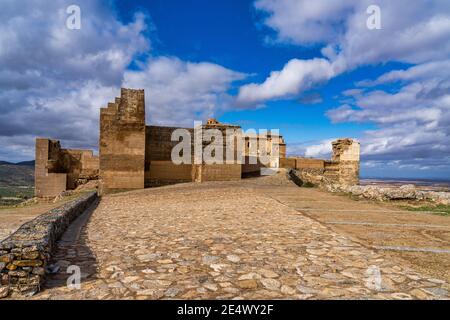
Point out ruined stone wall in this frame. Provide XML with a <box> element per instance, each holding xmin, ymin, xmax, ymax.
<box><xmin>332</xmin><ymin>139</ymin><xmax>360</xmax><ymax>186</ymax></box>
<box><xmin>60</xmin><ymin>150</ymin><xmax>99</xmax><ymax>189</ymax></box>
<box><xmin>35</xmin><ymin>138</ymin><xmax>67</xmax><ymax>197</ymax></box>
<box><xmin>40</xmin><ymin>87</ymin><xmax>295</xmax><ymax>191</ymax></box>
<box><xmin>35</xmin><ymin>139</ymin><xmax>99</xmax><ymax>197</ymax></box>
<box><xmin>99</xmin><ymin>89</ymin><xmax>146</xmax><ymax>192</ymax></box>
<box><xmin>280</xmin><ymin>139</ymin><xmax>360</xmax><ymax>187</ymax></box>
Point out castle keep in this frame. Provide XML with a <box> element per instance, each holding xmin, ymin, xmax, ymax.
<box><xmin>35</xmin><ymin>88</ymin><xmax>360</xmax><ymax>197</ymax></box>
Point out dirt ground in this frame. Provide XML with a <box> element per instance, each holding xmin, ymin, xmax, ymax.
<box><xmin>0</xmin><ymin>198</ymin><xmax>78</xmax><ymax>240</ymax></box>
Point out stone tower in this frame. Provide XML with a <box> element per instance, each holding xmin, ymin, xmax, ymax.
<box><xmin>332</xmin><ymin>138</ymin><xmax>360</xmax><ymax>186</ymax></box>
<box><xmin>99</xmin><ymin>88</ymin><xmax>146</xmax><ymax>192</ymax></box>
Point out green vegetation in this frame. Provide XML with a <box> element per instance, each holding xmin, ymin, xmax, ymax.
<box><xmin>302</xmin><ymin>182</ymin><xmax>315</xmax><ymax>188</ymax></box>
<box><xmin>0</xmin><ymin>161</ymin><xmax>35</xmax><ymax>206</ymax></box>
<box><xmin>0</xmin><ymin>186</ymin><xmax>34</xmax><ymax>206</ymax></box>
<box><xmin>0</xmin><ymin>163</ymin><xmax>34</xmax><ymax>187</ymax></box>
<box><xmin>401</xmin><ymin>204</ymin><xmax>450</xmax><ymax>217</ymax></box>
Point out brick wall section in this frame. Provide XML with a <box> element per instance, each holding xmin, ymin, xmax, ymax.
<box><xmin>0</xmin><ymin>192</ymin><xmax>98</xmax><ymax>298</ymax></box>
<box><xmin>99</xmin><ymin>89</ymin><xmax>146</xmax><ymax>192</ymax></box>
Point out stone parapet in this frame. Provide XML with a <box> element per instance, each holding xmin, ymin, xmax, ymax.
<box><xmin>0</xmin><ymin>192</ymin><xmax>98</xmax><ymax>298</ymax></box>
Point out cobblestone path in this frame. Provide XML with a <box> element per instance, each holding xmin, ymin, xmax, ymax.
<box><xmin>33</xmin><ymin>176</ymin><xmax>449</xmax><ymax>300</ymax></box>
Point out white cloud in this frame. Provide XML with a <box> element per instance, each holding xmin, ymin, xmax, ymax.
<box><xmin>124</xmin><ymin>57</ymin><xmax>247</xmax><ymax>127</ymax></box>
<box><xmin>0</xmin><ymin>0</ymin><xmax>247</xmax><ymax>161</ymax></box>
<box><xmin>241</xmin><ymin>0</ymin><xmax>450</xmax><ymax>105</ymax></box>
<box><xmin>237</xmin><ymin>58</ymin><xmax>339</xmax><ymax>103</ymax></box>
<box><xmin>247</xmin><ymin>0</ymin><xmax>450</xmax><ymax>174</ymax></box>
<box><xmin>326</xmin><ymin>61</ymin><xmax>450</xmax><ymax>169</ymax></box>
<box><xmin>358</xmin><ymin>60</ymin><xmax>450</xmax><ymax>86</ymax></box>
<box><xmin>304</xmin><ymin>139</ymin><xmax>334</xmax><ymax>159</ymax></box>
<box><xmin>255</xmin><ymin>0</ymin><xmax>354</xmax><ymax>45</ymax></box>
<box><xmin>0</xmin><ymin>0</ymin><xmax>151</xmax><ymax>161</ymax></box>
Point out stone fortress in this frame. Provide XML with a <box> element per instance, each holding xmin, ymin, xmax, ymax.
<box><xmin>35</xmin><ymin>88</ymin><xmax>360</xmax><ymax>197</ymax></box>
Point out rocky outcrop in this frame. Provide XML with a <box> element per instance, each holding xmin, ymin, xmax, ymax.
<box><xmin>326</xmin><ymin>184</ymin><xmax>450</xmax><ymax>204</ymax></box>
<box><xmin>0</xmin><ymin>192</ymin><xmax>97</xmax><ymax>298</ymax></box>
<box><xmin>289</xmin><ymin>169</ymin><xmax>450</xmax><ymax>205</ymax></box>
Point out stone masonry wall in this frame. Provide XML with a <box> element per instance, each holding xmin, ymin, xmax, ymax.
<box><xmin>332</xmin><ymin>139</ymin><xmax>360</xmax><ymax>186</ymax></box>
<box><xmin>193</xmin><ymin>122</ymin><xmax>242</xmax><ymax>182</ymax></box>
<box><xmin>99</xmin><ymin>89</ymin><xmax>146</xmax><ymax>192</ymax></box>
<box><xmin>0</xmin><ymin>192</ymin><xmax>98</xmax><ymax>298</ymax></box>
<box><xmin>145</xmin><ymin>125</ymin><xmax>194</xmax><ymax>186</ymax></box>
<box><xmin>35</xmin><ymin>138</ymin><xmax>99</xmax><ymax>197</ymax></box>
<box><xmin>280</xmin><ymin>138</ymin><xmax>360</xmax><ymax>187</ymax></box>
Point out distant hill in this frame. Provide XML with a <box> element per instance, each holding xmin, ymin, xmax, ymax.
<box><xmin>0</xmin><ymin>160</ymin><xmax>34</xmax><ymax>187</ymax></box>
<box><xmin>16</xmin><ymin>160</ymin><xmax>35</xmax><ymax>166</ymax></box>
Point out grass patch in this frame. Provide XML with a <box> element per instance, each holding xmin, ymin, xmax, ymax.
<box><xmin>0</xmin><ymin>186</ymin><xmax>34</xmax><ymax>206</ymax></box>
<box><xmin>401</xmin><ymin>204</ymin><xmax>450</xmax><ymax>217</ymax></box>
<box><xmin>302</xmin><ymin>182</ymin><xmax>315</xmax><ymax>188</ymax></box>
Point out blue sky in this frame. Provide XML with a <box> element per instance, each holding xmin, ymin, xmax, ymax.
<box><xmin>1</xmin><ymin>0</ymin><xmax>449</xmax><ymax>179</ymax></box>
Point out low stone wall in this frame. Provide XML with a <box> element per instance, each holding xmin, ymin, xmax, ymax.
<box><xmin>0</xmin><ymin>192</ymin><xmax>98</xmax><ymax>298</ymax></box>
<box><xmin>289</xmin><ymin>169</ymin><xmax>335</xmax><ymax>187</ymax></box>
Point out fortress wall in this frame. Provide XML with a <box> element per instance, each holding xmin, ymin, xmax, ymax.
<box><xmin>35</xmin><ymin>139</ymin><xmax>98</xmax><ymax>197</ymax></box>
<box><xmin>193</xmin><ymin>123</ymin><xmax>242</xmax><ymax>182</ymax></box>
<box><xmin>145</xmin><ymin>123</ymin><xmax>245</xmax><ymax>184</ymax></box>
<box><xmin>194</xmin><ymin>164</ymin><xmax>242</xmax><ymax>182</ymax></box>
<box><xmin>145</xmin><ymin>126</ymin><xmax>194</xmax><ymax>186</ymax></box>
<box><xmin>146</xmin><ymin>126</ymin><xmax>194</xmax><ymax>161</ymax></box>
<box><xmin>332</xmin><ymin>139</ymin><xmax>360</xmax><ymax>186</ymax></box>
<box><xmin>241</xmin><ymin>156</ymin><xmax>266</xmax><ymax>175</ymax></box>
<box><xmin>60</xmin><ymin>150</ymin><xmax>99</xmax><ymax>189</ymax></box>
<box><xmin>99</xmin><ymin>89</ymin><xmax>146</xmax><ymax>191</ymax></box>
<box><xmin>145</xmin><ymin>161</ymin><xmax>192</xmax><ymax>187</ymax></box>
<box><xmin>295</xmin><ymin>158</ymin><xmax>325</xmax><ymax>169</ymax></box>
<box><xmin>280</xmin><ymin>157</ymin><xmax>296</xmax><ymax>169</ymax></box>
<box><xmin>37</xmin><ymin>87</ymin><xmax>359</xmax><ymax>192</ymax></box>
<box><xmin>280</xmin><ymin>139</ymin><xmax>360</xmax><ymax>187</ymax></box>
<box><xmin>35</xmin><ymin>138</ymin><xmax>66</xmax><ymax>197</ymax></box>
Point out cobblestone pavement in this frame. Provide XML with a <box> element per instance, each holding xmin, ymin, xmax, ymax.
<box><xmin>33</xmin><ymin>175</ymin><xmax>449</xmax><ymax>300</ymax></box>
